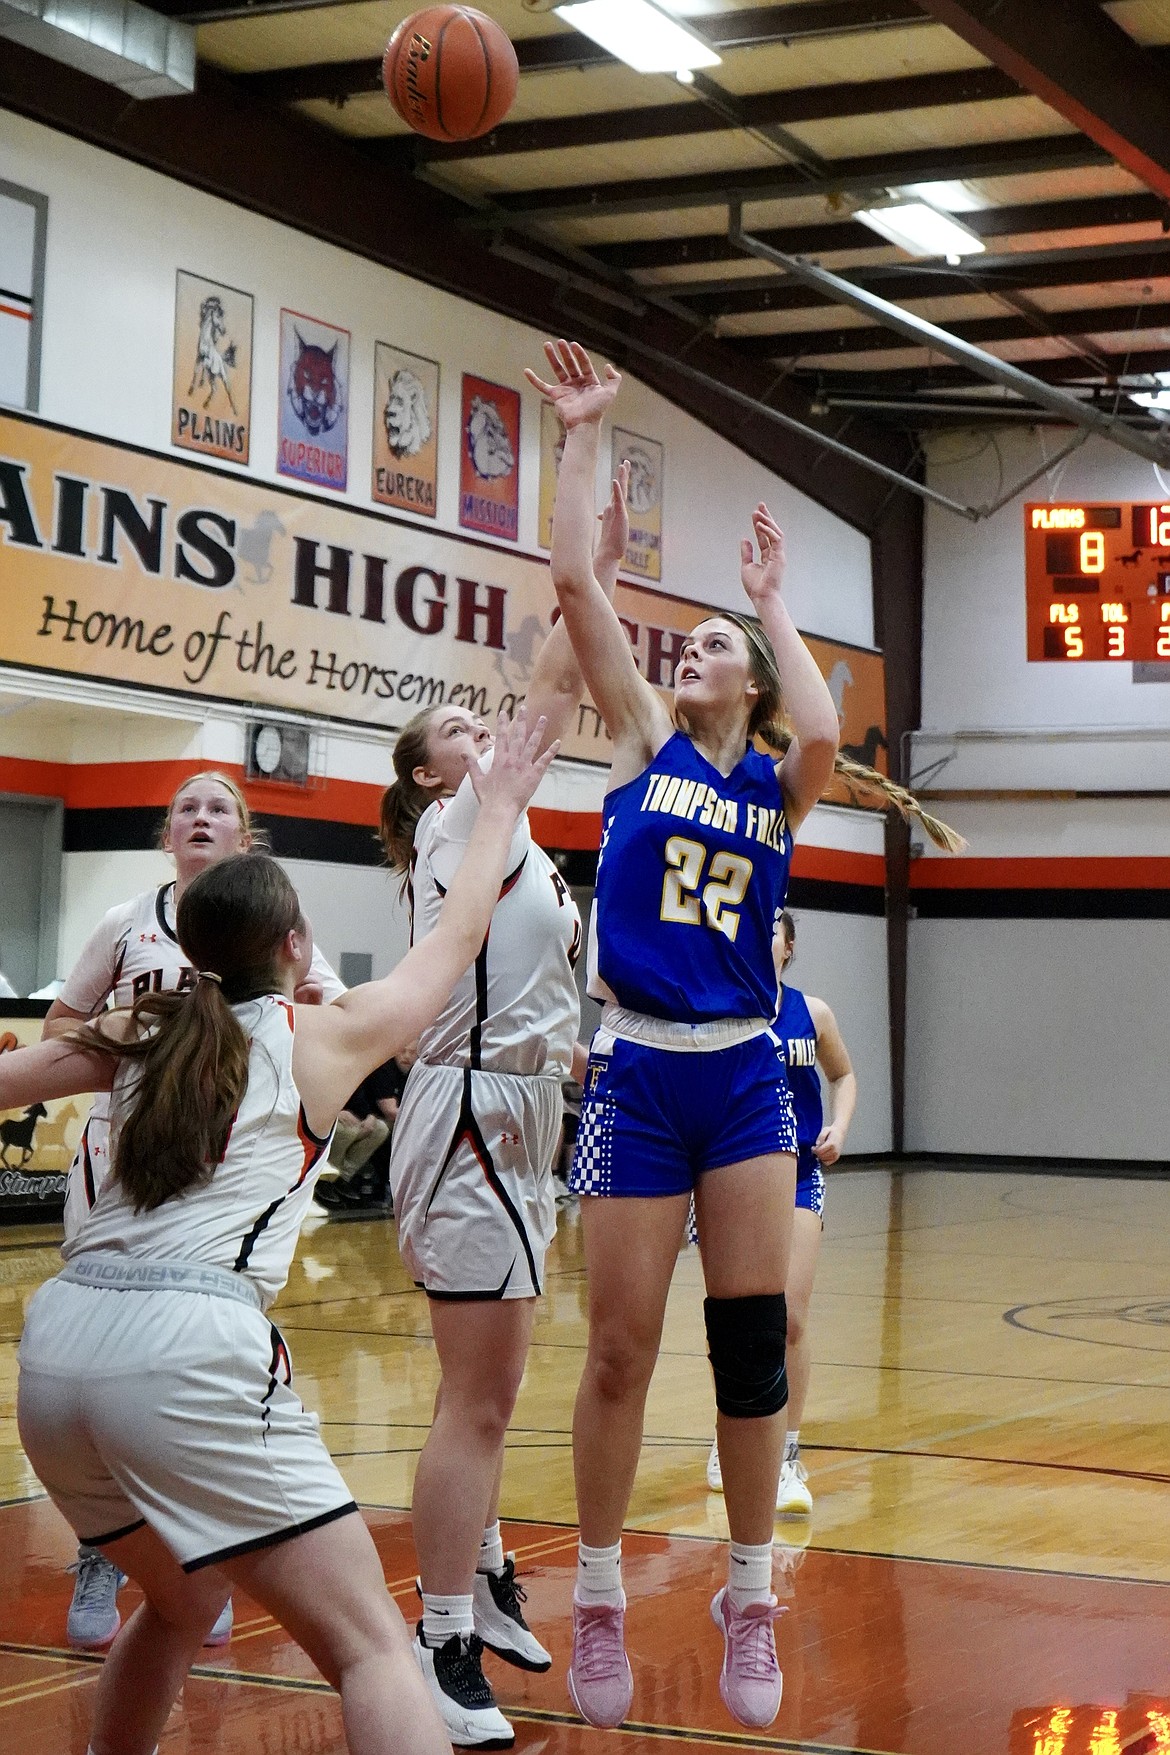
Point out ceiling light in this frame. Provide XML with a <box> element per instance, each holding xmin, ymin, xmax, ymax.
<box><xmin>854</xmin><ymin>201</ymin><xmax>986</xmax><ymax>260</ymax></box>
<box><xmin>554</xmin><ymin>0</ymin><xmax>721</xmax><ymax>74</ymax></box>
<box><xmin>1130</xmin><ymin>373</ymin><xmax>1170</xmax><ymax>416</ymax></box>
<box><xmin>901</xmin><ymin>180</ymin><xmax>988</xmax><ymax>213</ymax></box>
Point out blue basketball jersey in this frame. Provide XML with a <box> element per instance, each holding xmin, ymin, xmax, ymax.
<box><xmin>593</xmin><ymin>731</ymin><xmax>791</xmax><ymax>1023</ymax></box>
<box><xmin>775</xmin><ymin>983</ymin><xmax>823</xmax><ymax>1151</ymax></box>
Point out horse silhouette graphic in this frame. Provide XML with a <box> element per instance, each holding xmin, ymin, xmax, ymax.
<box><xmin>238</xmin><ymin>512</ymin><xmax>286</xmax><ymax>585</ymax></box>
<box><xmin>0</xmin><ymin>1102</ymin><xmax>48</xmax><ymax>1167</ymax></box>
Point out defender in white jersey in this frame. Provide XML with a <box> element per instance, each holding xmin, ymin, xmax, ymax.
<box><xmin>376</xmin><ymin>468</ymin><xmax>626</xmax><ymax>1749</ymax></box>
<box><xmin>9</xmin><ymin>712</ymin><xmax>555</xmax><ymax>1755</ymax></box>
<box><xmin>393</xmin><ymin>773</ymin><xmax>581</xmax><ymax>1300</ymax></box>
<box><xmin>42</xmin><ymin>770</ymin><xmax>342</xmax><ymax>1652</ymax></box>
<box><xmin>54</xmin><ymin>879</ymin><xmax>342</xmax><ymax>1237</ymax></box>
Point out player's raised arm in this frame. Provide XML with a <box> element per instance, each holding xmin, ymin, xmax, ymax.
<box><xmin>293</xmin><ymin>710</ymin><xmax>557</xmax><ymax>1124</ymax></box>
<box><xmin>0</xmin><ymin>1031</ymin><xmax>121</xmax><ymax>1107</ymax></box>
<box><xmin>525</xmin><ymin>341</ymin><xmax>670</xmax><ymax>765</ymax></box>
<box><xmin>523</xmin><ymin>460</ymin><xmax>630</xmax><ymax>753</ymax></box>
<box><xmin>739</xmin><ymin>503</ymin><xmax>839</xmax><ymax>833</ymax></box>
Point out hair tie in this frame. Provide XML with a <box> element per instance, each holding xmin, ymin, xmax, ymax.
<box><xmin>197</xmin><ymin>969</ymin><xmax>222</xmax><ymax>986</ymax></box>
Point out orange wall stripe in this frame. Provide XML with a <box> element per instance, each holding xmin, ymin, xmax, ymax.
<box><xmin>912</xmin><ymin>855</ymin><xmax>1170</xmax><ymax>892</ymax></box>
<box><xmin>2</xmin><ymin>753</ymin><xmax>887</xmax><ymax>879</ymax></box>
<box><xmin>792</xmin><ymin>844</ymin><xmax>885</xmax><ymax>886</ymax></box>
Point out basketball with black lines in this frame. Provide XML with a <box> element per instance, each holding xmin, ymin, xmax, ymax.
<box><xmin>382</xmin><ymin>6</ymin><xmax>519</xmax><ymax>142</ymax></box>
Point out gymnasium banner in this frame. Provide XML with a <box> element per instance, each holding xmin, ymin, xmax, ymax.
<box><xmin>171</xmin><ymin>270</ymin><xmax>253</xmax><ymax>466</ymax></box>
<box><xmin>0</xmin><ymin>409</ymin><xmax>887</xmax><ymax>775</ymax></box>
<box><xmin>371</xmin><ymin>341</ymin><xmax>439</xmax><ymax>517</ymax></box>
<box><xmin>460</xmin><ymin>374</ymin><xmax>519</xmax><ymax>540</ymax></box>
<box><xmin>277</xmin><ymin>308</ymin><xmax>349</xmax><ymax>492</ymax></box>
<box><xmin>612</xmin><ymin>426</ymin><xmax>663</xmax><ymax>581</ymax></box>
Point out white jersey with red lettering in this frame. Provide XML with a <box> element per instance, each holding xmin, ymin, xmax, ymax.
<box><xmin>407</xmin><ymin>776</ymin><xmax>582</xmax><ymax>1078</ymax></box>
<box><xmin>61</xmin><ymin>994</ymin><xmax>332</xmax><ymax>1310</ymax></box>
<box><xmin>60</xmin><ymin>883</ymin><xmax>343</xmax><ymax>1239</ymax></box>
<box><xmin>389</xmin><ymin>766</ymin><xmax>581</xmax><ymax>1300</ymax></box>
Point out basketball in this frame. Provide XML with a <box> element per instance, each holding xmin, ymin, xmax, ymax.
<box><xmin>382</xmin><ymin>6</ymin><xmax>520</xmax><ymax>143</ymax></box>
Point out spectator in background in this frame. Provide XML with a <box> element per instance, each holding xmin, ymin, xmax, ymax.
<box><xmin>315</xmin><ymin>1044</ymin><xmax>418</xmax><ymax>1220</ymax></box>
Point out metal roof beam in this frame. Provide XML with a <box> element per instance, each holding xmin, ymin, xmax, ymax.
<box><xmin>916</xmin><ymin>0</ymin><xmax>1170</xmax><ymax>203</ymax></box>
<box><xmin>229</xmin><ymin>2</ymin><xmax>930</xmax><ymax>86</ymax></box>
<box><xmin>467</xmin><ymin>137</ymin><xmax>1110</xmax><ymax>224</ymax></box>
<box><xmin>402</xmin><ymin>68</ymin><xmax>1019</xmax><ymax>165</ymax></box>
<box><xmin>728</xmin><ymin>299</ymin><xmax>1170</xmax><ymax>359</ymax></box>
<box><xmin>792</xmin><ymin>348</ymin><xmax>1170</xmax><ymax>391</ymax></box>
<box><xmin>669</xmin><ymin>236</ymin><xmax>1170</xmax><ymax>317</ymax></box>
<box><xmin>594</xmin><ymin>194</ymin><xmax>1170</xmax><ymax>273</ymax></box>
<box><xmin>728</xmin><ymin>206</ymin><xmax>1170</xmax><ymax>463</ymax></box>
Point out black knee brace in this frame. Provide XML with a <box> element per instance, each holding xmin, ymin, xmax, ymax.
<box><xmin>704</xmin><ymin>1293</ymin><xmax>788</xmax><ymax>1419</ymax></box>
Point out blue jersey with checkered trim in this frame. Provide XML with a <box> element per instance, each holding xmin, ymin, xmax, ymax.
<box><xmin>594</xmin><ymin>732</ymin><xmax>791</xmax><ymax>1023</ymax></box>
<box><xmin>776</xmin><ymin>983</ymin><xmax>822</xmax><ymax>1150</ymax></box>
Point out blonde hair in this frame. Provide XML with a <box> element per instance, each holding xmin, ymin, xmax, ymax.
<box><xmin>682</xmin><ymin>614</ymin><xmax>965</xmax><ymax>854</ymax></box>
<box><xmin>161</xmin><ymin>770</ymin><xmax>261</xmax><ymax>848</ymax></box>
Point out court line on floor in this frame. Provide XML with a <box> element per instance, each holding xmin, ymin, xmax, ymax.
<box><xmin>807</xmin><ymin>1440</ymin><xmax>1170</xmax><ymax>1485</ymax></box>
<box><xmin>0</xmin><ymin>1640</ymin><xmax>880</xmax><ymax>1755</ymax></box>
<box><xmin>806</xmin><ymin>1363</ymin><xmax>1170</xmax><ymax>1474</ymax></box>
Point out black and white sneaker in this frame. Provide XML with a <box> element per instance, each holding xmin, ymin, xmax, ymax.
<box><xmin>473</xmin><ymin>1556</ymin><xmax>552</xmax><ymax>1673</ymax></box>
<box><xmin>413</xmin><ymin>1625</ymin><xmax>515</xmax><ymax>1749</ymax></box>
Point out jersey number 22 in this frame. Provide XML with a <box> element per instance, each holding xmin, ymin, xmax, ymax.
<box><xmin>660</xmin><ymin>835</ymin><xmax>753</xmax><ymax>942</ymax></box>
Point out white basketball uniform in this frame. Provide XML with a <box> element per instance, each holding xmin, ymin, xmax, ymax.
<box><xmin>390</xmin><ymin>769</ymin><xmax>581</xmax><ymax>1299</ymax></box>
<box><xmin>17</xmin><ymin>995</ymin><xmax>356</xmax><ymax>1568</ymax></box>
<box><xmin>59</xmin><ymin>883</ymin><xmax>343</xmax><ymax>1240</ymax></box>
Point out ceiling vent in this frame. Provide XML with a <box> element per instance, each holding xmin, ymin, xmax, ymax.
<box><xmin>0</xmin><ymin>0</ymin><xmax>195</xmax><ymax>98</ymax></box>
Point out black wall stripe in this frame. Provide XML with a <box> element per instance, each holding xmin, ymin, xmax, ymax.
<box><xmin>60</xmin><ymin>805</ymin><xmax>899</xmax><ymax>914</ymax></box>
<box><xmin>913</xmin><ymin>888</ymin><xmax>1170</xmax><ymax>920</ymax></box>
<box><xmin>786</xmin><ymin>875</ymin><xmax>885</xmax><ymax>917</ymax></box>
<box><xmin>64</xmin><ymin>807</ymin><xmax>384</xmax><ymax>866</ymax></box>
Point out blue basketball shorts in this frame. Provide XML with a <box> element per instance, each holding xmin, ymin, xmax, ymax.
<box><xmin>569</xmin><ymin>1028</ymin><xmax>798</xmax><ymax>1199</ymax></box>
<box><xmin>795</xmin><ymin>1146</ymin><xmax>825</xmax><ymax>1218</ymax></box>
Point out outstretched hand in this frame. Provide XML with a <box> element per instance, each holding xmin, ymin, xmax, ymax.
<box><xmin>740</xmin><ymin>503</ymin><xmax>787</xmax><ymax>608</ymax></box>
<box><xmin>594</xmin><ymin>459</ymin><xmax>630</xmax><ymax>569</ymax></box>
<box><xmin>524</xmin><ymin>339</ymin><xmax>621</xmax><ymax>431</ymax></box>
<box><xmin>465</xmin><ymin>707</ymin><xmax>558</xmax><ymax>815</ymax></box>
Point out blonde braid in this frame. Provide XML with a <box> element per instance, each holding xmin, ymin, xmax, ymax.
<box><xmin>766</xmin><ymin>730</ymin><xmax>966</xmax><ymax>853</ymax></box>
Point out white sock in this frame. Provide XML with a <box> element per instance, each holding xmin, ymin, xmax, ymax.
<box><xmin>784</xmin><ymin>1430</ymin><xmax>800</xmax><ymax>1462</ymax></box>
<box><xmin>420</xmin><ymin>1591</ymin><xmax>474</xmax><ymax>1646</ymax></box>
<box><xmin>478</xmin><ymin>1521</ymin><xmax>505</xmax><ymax>1576</ymax></box>
<box><xmin>575</xmin><ymin>1540</ymin><xmax>624</xmax><ymax>1607</ymax></box>
<box><xmin>728</xmin><ymin>1540</ymin><xmax>774</xmax><ymax>1611</ymax></box>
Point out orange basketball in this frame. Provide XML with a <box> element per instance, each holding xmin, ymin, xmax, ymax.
<box><xmin>383</xmin><ymin>6</ymin><xmax>519</xmax><ymax>143</ymax></box>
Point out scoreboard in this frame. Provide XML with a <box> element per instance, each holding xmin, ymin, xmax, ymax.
<box><xmin>1024</xmin><ymin>502</ymin><xmax>1170</xmax><ymax>662</ymax></box>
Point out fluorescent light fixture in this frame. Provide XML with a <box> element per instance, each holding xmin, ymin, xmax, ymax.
<box><xmin>554</xmin><ymin>0</ymin><xmax>721</xmax><ymax>74</ymax></box>
<box><xmin>1130</xmin><ymin>372</ymin><xmax>1170</xmax><ymax>415</ymax></box>
<box><xmin>854</xmin><ymin>201</ymin><xmax>986</xmax><ymax>260</ymax></box>
<box><xmin>902</xmin><ymin>179</ymin><xmax>988</xmax><ymax>213</ymax></box>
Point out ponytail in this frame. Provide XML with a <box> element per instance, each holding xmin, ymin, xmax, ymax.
<box><xmin>73</xmin><ymin>982</ymin><xmax>250</xmax><ymax>1211</ymax></box>
<box><xmin>765</xmin><ymin>728</ymin><xmax>966</xmax><ymax>853</ymax></box>
<box><xmin>379</xmin><ymin>709</ymin><xmax>441</xmax><ymax>880</ymax></box>
<box><xmin>705</xmin><ymin>613</ymin><xmax>964</xmax><ymax>853</ymax></box>
<box><xmin>68</xmin><ymin>852</ymin><xmax>303</xmax><ymax>1212</ymax></box>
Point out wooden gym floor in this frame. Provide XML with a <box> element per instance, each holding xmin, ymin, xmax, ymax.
<box><xmin>2</xmin><ymin>1164</ymin><xmax>1170</xmax><ymax>1755</ymax></box>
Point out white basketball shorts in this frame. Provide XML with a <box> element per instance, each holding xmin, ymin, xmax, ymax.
<box><xmin>16</xmin><ymin>1260</ymin><xmax>356</xmax><ymax>1570</ymax></box>
<box><xmin>390</xmin><ymin>1062</ymin><xmax>561</xmax><ymax>1300</ymax></box>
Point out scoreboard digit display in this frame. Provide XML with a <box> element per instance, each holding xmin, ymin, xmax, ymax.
<box><xmin>1025</xmin><ymin>502</ymin><xmax>1170</xmax><ymax>662</ymax></box>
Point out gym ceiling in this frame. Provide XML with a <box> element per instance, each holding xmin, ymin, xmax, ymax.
<box><xmin>5</xmin><ymin>0</ymin><xmax>1170</xmax><ymax>527</ymax></box>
